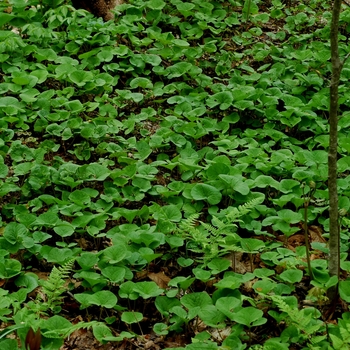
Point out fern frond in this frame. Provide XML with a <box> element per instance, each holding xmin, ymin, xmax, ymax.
<box><xmin>269</xmin><ymin>295</ymin><xmax>306</xmax><ymax>326</ymax></box>
<box><xmin>211</xmin><ymin>216</ymin><xmax>238</xmax><ymax>233</ymax></box>
<box><xmin>200</xmin><ymin>222</ymin><xmax>220</xmax><ymax>237</ymax></box>
<box><xmin>38</xmin><ymin>259</ymin><xmax>75</xmax><ymax>313</ymax></box>
<box><xmin>219</xmin><ymin>243</ymin><xmax>244</xmax><ymax>253</ymax></box>
<box><xmin>176</xmin><ymin>199</ymin><xmax>259</xmax><ymax>263</ymax></box>
<box><xmin>224</xmin><ymin>198</ymin><xmax>261</xmax><ymax>222</ymax></box>
<box><xmin>269</xmin><ymin>295</ymin><xmax>322</xmax><ymax>341</ymax></box>
<box><xmin>42</xmin><ymin>320</ymin><xmax>101</xmax><ymax>339</ymax></box>
<box><xmin>178</xmin><ymin>213</ymin><xmax>200</xmax><ymax>233</ymax></box>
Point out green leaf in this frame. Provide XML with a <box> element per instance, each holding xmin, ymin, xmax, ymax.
<box><xmin>339</xmin><ymin>280</ymin><xmax>350</xmax><ymax>302</ymax></box>
<box><xmin>214</xmin><ymin>275</ymin><xmax>242</xmax><ymax>290</ymax></box>
<box><xmin>36</xmin><ymin>212</ymin><xmax>59</xmax><ymax>226</ymax></box>
<box><xmin>168</xmin><ymin>276</ymin><xmax>195</xmax><ymax>290</ymax></box>
<box><xmin>85</xmin><ymin>163</ymin><xmax>110</xmax><ymax>181</ymax></box>
<box><xmin>72</xmin><ymin>213</ymin><xmax>94</xmax><ymax>228</ymax></box>
<box><xmin>135</xmin><ymin>140</ymin><xmax>152</xmax><ymax>160</ymax></box>
<box><xmin>121</xmin><ymin>311</ymin><xmax>143</xmax><ymax>324</ymax></box>
<box><xmin>153</xmin><ymin>204</ymin><xmax>182</xmax><ymax>222</ymax></box>
<box><xmin>101</xmin><ymin>245</ymin><xmax>127</xmax><ymax>264</ymax></box>
<box><xmin>142</xmin><ymin>54</ymin><xmax>162</xmax><ymax>66</ymax></box>
<box><xmin>279</xmin><ymin>179</ymin><xmax>300</xmax><ymax>193</ymax></box>
<box><xmin>75</xmin><ymin>291</ymin><xmax>117</xmax><ymax>308</ymax></box>
<box><xmin>185</xmin><ymin>343</ymin><xmax>218</xmax><ymax>350</ymax></box>
<box><xmin>0</xmin><ymin>96</ymin><xmax>22</xmax><ymax>115</ymax></box>
<box><xmin>0</xmin><ymin>161</ymin><xmax>8</xmax><ymax>178</ymax></box>
<box><xmin>253</xmin><ymin>279</ymin><xmax>276</xmax><ymax>294</ymax></box>
<box><xmin>207</xmin><ymin>259</ymin><xmax>231</xmax><ymax>274</ymax></box>
<box><xmin>172</xmin><ymin>38</ymin><xmax>190</xmax><ymax>47</ymax></box>
<box><xmin>264</xmin><ymin>339</ymin><xmax>289</xmax><ymax>350</ymax></box>
<box><xmin>231</xmin><ymin>307</ymin><xmax>266</xmax><ymax>327</ymax></box>
<box><xmin>4</xmin><ymin>222</ymin><xmax>27</xmax><ymax>244</ymax></box>
<box><xmin>69</xmin><ymin>190</ymin><xmax>91</xmax><ymax>206</ymax></box>
<box><xmin>40</xmin><ymin>246</ymin><xmax>76</xmax><ymax>264</ymax></box>
<box><xmin>155</xmin><ymin>296</ymin><xmax>181</xmax><ymax>317</ymax></box>
<box><xmin>199</xmin><ymin>305</ymin><xmax>226</xmax><ymax>327</ymax></box>
<box><xmin>177</xmin><ymin>258</ymin><xmax>193</xmax><ymax>268</ymax></box>
<box><xmin>15</xmin><ymin>273</ymin><xmax>39</xmax><ymax>293</ymax></box>
<box><xmin>76</xmin><ymin>271</ymin><xmax>106</xmax><ymax>288</ymax></box>
<box><xmin>147</xmin><ymin>0</ymin><xmax>166</xmax><ymax>10</ymax></box>
<box><xmin>65</xmin><ymin>100</ymin><xmax>84</xmax><ymax>114</ymax></box>
<box><xmin>119</xmin><ymin>281</ymin><xmax>139</xmax><ymax>300</ymax></box>
<box><xmin>191</xmin><ymin>184</ymin><xmax>222</xmax><ymax>205</ymax></box>
<box><xmin>101</xmin><ymin>266</ymin><xmax>126</xmax><ymax>283</ymax></box>
<box><xmin>254</xmin><ymin>175</ymin><xmax>280</xmax><ymax>189</ymax></box>
<box><xmin>207</xmin><ymin>91</ymin><xmax>233</xmax><ymax>110</ymax></box>
<box><xmin>193</xmin><ymin>267</ymin><xmax>212</xmax><ymax>282</ymax></box>
<box><xmin>44</xmin><ymin>315</ymin><xmax>72</xmax><ymax>331</ymax></box>
<box><xmin>177</xmin><ymin>2</ymin><xmax>195</xmax><ymax>13</ymax></box>
<box><xmin>133</xmin><ymin>281</ymin><xmax>164</xmax><ymax>298</ymax></box>
<box><xmin>279</xmin><ymin>269</ymin><xmax>303</xmax><ymax>284</ymax></box>
<box><xmin>181</xmin><ymin>292</ymin><xmax>212</xmax><ymax>310</ymax></box>
<box><xmin>19</xmin><ymin>88</ymin><xmax>40</xmax><ymax>103</ymax></box>
<box><xmin>97</xmin><ymin>48</ymin><xmax>114</xmax><ymax>62</ymax></box>
<box><xmin>241</xmin><ymin>238</ymin><xmax>265</xmax><ymax>253</ymax></box>
<box><xmin>68</xmin><ymin>70</ymin><xmax>94</xmax><ymax>86</ymax></box>
<box><xmin>153</xmin><ymin>323</ymin><xmax>169</xmax><ymax>335</ymax></box>
<box><xmin>77</xmin><ymin>252</ymin><xmax>99</xmax><ymax>269</ymax></box>
<box><xmin>166</xmin><ymin>62</ymin><xmax>192</xmax><ymax>78</ymax></box>
<box><xmin>53</xmin><ymin>224</ymin><xmax>75</xmax><ymax>238</ymax></box>
<box><xmin>0</xmin><ymin>259</ymin><xmax>22</xmax><ymax>278</ymax></box>
<box><xmin>92</xmin><ymin>291</ymin><xmax>118</xmax><ymax>308</ymax></box>
<box><xmin>277</xmin><ymin>209</ymin><xmax>302</xmax><ymax>223</ymax></box>
<box><xmin>0</xmin><ymin>13</ymin><xmax>13</xmax><ymax>27</ymax></box>
<box><xmin>92</xmin><ymin>323</ymin><xmax>113</xmax><ymax>343</ymax></box>
<box><xmin>216</xmin><ymin>296</ymin><xmax>242</xmax><ymax>320</ymax></box>
<box><xmin>130</xmin><ymin>77</ymin><xmax>153</xmax><ymax>89</ymax></box>
<box><xmin>0</xmin><ymin>339</ymin><xmax>18</xmax><ymax>350</ymax></box>
<box><xmin>338</xmin><ymin>156</ymin><xmax>350</xmax><ymax>172</ymax></box>
<box><xmin>219</xmin><ymin>174</ymin><xmax>250</xmax><ymax>195</ymax></box>
<box><xmin>0</xmin><ymin>183</ymin><xmax>20</xmax><ymax>196</ymax></box>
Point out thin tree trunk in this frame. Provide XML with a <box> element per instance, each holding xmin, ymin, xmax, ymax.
<box><xmin>327</xmin><ymin>0</ymin><xmax>342</xmax><ymax>302</ymax></box>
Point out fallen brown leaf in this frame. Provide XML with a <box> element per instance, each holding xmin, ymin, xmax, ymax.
<box><xmin>148</xmin><ymin>272</ymin><xmax>171</xmax><ymax>289</ymax></box>
<box><xmin>309</xmin><ymin>225</ymin><xmax>326</xmax><ymax>243</ymax></box>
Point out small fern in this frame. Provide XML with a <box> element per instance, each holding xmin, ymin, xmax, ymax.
<box><xmin>37</xmin><ymin>259</ymin><xmax>75</xmax><ymax>314</ymax></box>
<box><xmin>330</xmin><ymin>316</ymin><xmax>350</xmax><ymax>349</ymax></box>
<box><xmin>222</xmin><ymin>198</ymin><xmax>262</xmax><ymax>222</ymax></box>
<box><xmin>269</xmin><ymin>295</ymin><xmax>310</xmax><ymax>329</ymax></box>
<box><xmin>42</xmin><ymin>320</ymin><xmax>100</xmax><ymax>339</ymax></box>
<box><xmin>176</xmin><ymin>199</ymin><xmax>260</xmax><ymax>263</ymax></box>
<box><xmin>178</xmin><ymin>213</ymin><xmax>200</xmax><ymax>234</ymax></box>
<box><xmin>269</xmin><ymin>295</ymin><xmax>324</xmax><ymax>346</ymax></box>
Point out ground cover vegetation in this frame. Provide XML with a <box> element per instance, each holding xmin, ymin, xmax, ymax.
<box><xmin>1</xmin><ymin>0</ymin><xmax>350</xmax><ymax>348</ymax></box>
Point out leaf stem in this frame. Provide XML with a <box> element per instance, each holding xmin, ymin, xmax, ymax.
<box><xmin>302</xmin><ymin>185</ymin><xmax>314</xmax><ymax>280</ymax></box>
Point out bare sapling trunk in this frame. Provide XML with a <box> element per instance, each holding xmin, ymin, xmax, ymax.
<box><xmin>327</xmin><ymin>0</ymin><xmax>342</xmax><ymax>303</ymax></box>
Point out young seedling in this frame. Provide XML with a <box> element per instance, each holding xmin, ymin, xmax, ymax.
<box><xmin>25</xmin><ymin>327</ymin><xmax>41</xmax><ymax>350</ymax></box>
<box><xmin>302</xmin><ymin>182</ymin><xmax>315</xmax><ymax>280</ymax></box>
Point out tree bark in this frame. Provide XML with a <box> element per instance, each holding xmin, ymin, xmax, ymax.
<box><xmin>327</xmin><ymin>0</ymin><xmax>342</xmax><ymax>302</ymax></box>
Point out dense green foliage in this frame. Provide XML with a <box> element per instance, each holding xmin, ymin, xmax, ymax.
<box><xmin>1</xmin><ymin>0</ymin><xmax>350</xmax><ymax>348</ymax></box>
